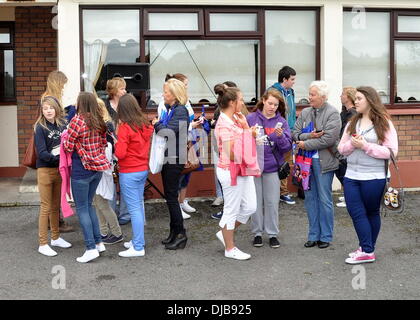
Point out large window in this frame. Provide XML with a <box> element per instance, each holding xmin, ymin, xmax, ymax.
<box><xmin>344</xmin><ymin>9</ymin><xmax>420</xmax><ymax>107</ymax></box>
<box><xmin>82</xmin><ymin>10</ymin><xmax>140</xmax><ymax>93</ymax></box>
<box><xmin>343</xmin><ymin>12</ymin><xmax>390</xmax><ymax>104</ymax></box>
<box><xmin>80</xmin><ymin>6</ymin><xmax>319</xmax><ymax>109</ymax></box>
<box><xmin>265</xmin><ymin>10</ymin><xmax>318</xmax><ymax>104</ymax></box>
<box><xmin>394</xmin><ymin>12</ymin><xmax>420</xmax><ymax>104</ymax></box>
<box><xmin>0</xmin><ymin>22</ymin><xmax>15</xmax><ymax>103</ymax></box>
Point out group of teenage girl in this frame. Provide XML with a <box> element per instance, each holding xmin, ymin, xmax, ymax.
<box><xmin>34</xmin><ymin>66</ymin><xmax>398</xmax><ymax>264</ymax></box>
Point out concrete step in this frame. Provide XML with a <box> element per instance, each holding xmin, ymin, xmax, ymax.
<box><xmin>19</xmin><ymin>168</ymin><xmax>38</xmax><ymax>193</ymax></box>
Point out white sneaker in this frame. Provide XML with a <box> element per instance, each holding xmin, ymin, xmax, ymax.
<box><xmin>76</xmin><ymin>249</ymin><xmax>100</xmax><ymax>263</ymax></box>
<box><xmin>180</xmin><ymin>200</ymin><xmax>196</xmax><ymax>213</ymax></box>
<box><xmin>51</xmin><ymin>237</ymin><xmax>72</xmax><ymax>249</ymax></box>
<box><xmin>96</xmin><ymin>242</ymin><xmax>106</xmax><ymax>253</ymax></box>
<box><xmin>349</xmin><ymin>247</ymin><xmax>362</xmax><ymax>258</ymax></box>
<box><xmin>38</xmin><ymin>244</ymin><xmax>57</xmax><ymax>257</ymax></box>
<box><xmin>124</xmin><ymin>240</ymin><xmax>133</xmax><ymax>249</ymax></box>
<box><xmin>336</xmin><ymin>201</ymin><xmax>347</xmax><ymax>208</ymax></box>
<box><xmin>211</xmin><ymin>197</ymin><xmax>224</xmax><ymax>207</ymax></box>
<box><xmin>181</xmin><ymin>206</ymin><xmax>191</xmax><ymax>220</ymax></box>
<box><xmin>224</xmin><ymin>247</ymin><xmax>251</xmax><ymax>261</ymax></box>
<box><xmin>119</xmin><ymin>246</ymin><xmax>145</xmax><ymax>258</ymax></box>
<box><xmin>216</xmin><ymin>230</ymin><xmax>225</xmax><ymax>248</ymax></box>
<box><xmin>339</xmin><ymin>196</ymin><xmax>345</xmax><ymax>202</ymax></box>
<box><xmin>345</xmin><ymin>251</ymin><xmax>376</xmax><ymax>264</ymax></box>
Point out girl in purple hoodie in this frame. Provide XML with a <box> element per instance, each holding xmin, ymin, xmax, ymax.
<box><xmin>246</xmin><ymin>89</ymin><xmax>292</xmax><ymax>248</ymax></box>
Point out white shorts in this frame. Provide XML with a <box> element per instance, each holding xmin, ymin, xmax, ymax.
<box><xmin>216</xmin><ymin>167</ymin><xmax>257</xmax><ymax>230</ymax></box>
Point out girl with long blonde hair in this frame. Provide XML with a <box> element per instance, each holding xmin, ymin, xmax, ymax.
<box><xmin>34</xmin><ymin>96</ymin><xmax>72</xmax><ymax>257</ymax></box>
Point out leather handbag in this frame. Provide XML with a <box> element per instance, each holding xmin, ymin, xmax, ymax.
<box><xmin>382</xmin><ymin>149</ymin><xmax>404</xmax><ymax>214</ymax></box>
<box><xmin>266</xmin><ymin>135</ymin><xmax>290</xmax><ymax>180</ymax></box>
<box><xmin>22</xmin><ymin>133</ymin><xmax>37</xmax><ymax>169</ymax></box>
<box><xmin>181</xmin><ymin>141</ymin><xmax>200</xmax><ymax>175</ymax></box>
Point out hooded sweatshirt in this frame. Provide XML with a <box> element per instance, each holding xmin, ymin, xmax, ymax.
<box><xmin>246</xmin><ymin>110</ymin><xmax>292</xmax><ymax>174</ymax></box>
<box><xmin>270</xmin><ymin>82</ymin><xmax>296</xmax><ymax>130</ymax></box>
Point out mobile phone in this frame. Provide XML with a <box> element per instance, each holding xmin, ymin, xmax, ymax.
<box><xmin>275</xmin><ymin>122</ymin><xmax>283</xmax><ymax>129</ymax></box>
<box><xmin>315</xmin><ymin>129</ymin><xmax>323</xmax><ymax>133</ymax></box>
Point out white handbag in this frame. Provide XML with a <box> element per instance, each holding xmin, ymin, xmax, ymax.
<box><xmin>149</xmin><ymin>132</ymin><xmax>166</xmax><ymax>174</ymax></box>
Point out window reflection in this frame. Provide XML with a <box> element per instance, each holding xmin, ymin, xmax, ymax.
<box><xmin>343</xmin><ymin>12</ymin><xmax>390</xmax><ymax>103</ymax></box>
<box><xmin>148</xmin><ymin>40</ymin><xmax>259</xmax><ymax>106</ymax></box>
<box><xmin>265</xmin><ymin>11</ymin><xmax>317</xmax><ymax>104</ymax></box>
<box><xmin>395</xmin><ymin>41</ymin><xmax>420</xmax><ymax>103</ymax></box>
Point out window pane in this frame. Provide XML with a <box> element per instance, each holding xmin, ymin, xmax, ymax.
<box><xmin>343</xmin><ymin>12</ymin><xmax>390</xmax><ymax>103</ymax></box>
<box><xmin>1</xmin><ymin>50</ymin><xmax>14</xmax><ymax>99</ymax></box>
<box><xmin>395</xmin><ymin>41</ymin><xmax>420</xmax><ymax>103</ymax></box>
<box><xmin>149</xmin><ymin>13</ymin><xmax>199</xmax><ymax>31</ymax></box>
<box><xmin>209</xmin><ymin>13</ymin><xmax>257</xmax><ymax>32</ymax></box>
<box><xmin>0</xmin><ymin>28</ymin><xmax>10</xmax><ymax>44</ymax></box>
<box><xmin>398</xmin><ymin>16</ymin><xmax>420</xmax><ymax>33</ymax></box>
<box><xmin>265</xmin><ymin>11</ymin><xmax>316</xmax><ymax>104</ymax></box>
<box><xmin>82</xmin><ymin>10</ymin><xmax>140</xmax><ymax>92</ymax></box>
<box><xmin>148</xmin><ymin>40</ymin><xmax>259</xmax><ymax>106</ymax></box>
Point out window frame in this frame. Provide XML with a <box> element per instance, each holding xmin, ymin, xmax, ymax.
<box><xmin>144</xmin><ymin>8</ymin><xmax>204</xmax><ymax>36</ymax></box>
<box><xmin>0</xmin><ymin>21</ymin><xmax>16</xmax><ymax>104</ymax></box>
<box><xmin>204</xmin><ymin>8</ymin><xmax>263</xmax><ymax>37</ymax></box>
<box><xmin>79</xmin><ymin>5</ymin><xmax>321</xmax><ymax>111</ymax></box>
<box><xmin>344</xmin><ymin>8</ymin><xmax>420</xmax><ymax>109</ymax></box>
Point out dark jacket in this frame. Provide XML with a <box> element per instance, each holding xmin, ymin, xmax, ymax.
<box><xmin>154</xmin><ymin>103</ymin><xmax>190</xmax><ymax>162</ymax></box>
<box><xmin>340</xmin><ymin>106</ymin><xmax>357</xmax><ymax>138</ymax></box>
<box><xmin>35</xmin><ymin>121</ymin><xmax>66</xmax><ymax>168</ymax></box>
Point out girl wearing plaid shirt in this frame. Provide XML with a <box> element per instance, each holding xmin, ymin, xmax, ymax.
<box><xmin>63</xmin><ymin>92</ymin><xmax>111</xmax><ymax>263</ymax></box>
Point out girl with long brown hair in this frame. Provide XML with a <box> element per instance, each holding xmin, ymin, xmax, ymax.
<box><xmin>338</xmin><ymin>86</ymin><xmax>398</xmax><ymax>265</ymax></box>
<box><xmin>214</xmin><ymin>84</ymin><xmax>259</xmax><ymax>260</ymax></box>
<box><xmin>63</xmin><ymin>92</ymin><xmax>111</xmax><ymax>263</ymax></box>
<box><xmin>247</xmin><ymin>89</ymin><xmax>292</xmax><ymax>248</ymax></box>
<box><xmin>115</xmin><ymin>94</ymin><xmax>154</xmax><ymax>257</ymax></box>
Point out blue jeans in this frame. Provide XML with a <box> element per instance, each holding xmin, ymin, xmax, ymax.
<box><xmin>71</xmin><ymin>172</ymin><xmax>103</xmax><ymax>250</ymax></box>
<box><xmin>344</xmin><ymin>177</ymin><xmax>386</xmax><ymax>254</ymax></box>
<box><xmin>119</xmin><ymin>170</ymin><xmax>148</xmax><ymax>251</ymax></box>
<box><xmin>304</xmin><ymin>158</ymin><xmax>335</xmax><ymax>243</ymax></box>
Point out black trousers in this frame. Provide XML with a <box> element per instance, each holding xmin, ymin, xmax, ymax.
<box><xmin>161</xmin><ymin>163</ymin><xmax>186</xmax><ymax>234</ymax></box>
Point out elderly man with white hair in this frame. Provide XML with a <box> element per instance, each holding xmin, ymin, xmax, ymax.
<box><xmin>292</xmin><ymin>80</ymin><xmax>341</xmax><ymax>249</ymax></box>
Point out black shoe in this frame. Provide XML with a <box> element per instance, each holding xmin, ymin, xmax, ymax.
<box><xmin>161</xmin><ymin>230</ymin><xmax>176</xmax><ymax>245</ymax></box>
<box><xmin>269</xmin><ymin>237</ymin><xmax>280</xmax><ymax>248</ymax></box>
<box><xmin>165</xmin><ymin>233</ymin><xmax>187</xmax><ymax>250</ymax></box>
<box><xmin>317</xmin><ymin>241</ymin><xmax>330</xmax><ymax>249</ymax></box>
<box><xmin>253</xmin><ymin>236</ymin><xmax>263</xmax><ymax>247</ymax></box>
<box><xmin>103</xmin><ymin>234</ymin><xmax>124</xmax><ymax>245</ymax></box>
<box><xmin>304</xmin><ymin>241</ymin><xmax>317</xmax><ymax>248</ymax></box>
<box><xmin>297</xmin><ymin>188</ymin><xmax>305</xmax><ymax>200</ymax></box>
<box><xmin>101</xmin><ymin>233</ymin><xmax>110</xmax><ymax>241</ymax></box>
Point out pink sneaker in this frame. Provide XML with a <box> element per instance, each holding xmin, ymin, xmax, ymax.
<box><xmin>345</xmin><ymin>251</ymin><xmax>376</xmax><ymax>264</ymax></box>
<box><xmin>348</xmin><ymin>247</ymin><xmax>362</xmax><ymax>258</ymax></box>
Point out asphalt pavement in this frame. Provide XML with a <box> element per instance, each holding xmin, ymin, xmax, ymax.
<box><xmin>0</xmin><ymin>193</ymin><xmax>419</xmax><ymax>300</ymax></box>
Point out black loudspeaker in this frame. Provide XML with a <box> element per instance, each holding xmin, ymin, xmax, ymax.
<box><xmin>100</xmin><ymin>63</ymin><xmax>150</xmax><ymax>93</ymax></box>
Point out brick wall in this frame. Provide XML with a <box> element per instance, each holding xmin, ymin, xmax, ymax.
<box><xmin>15</xmin><ymin>6</ymin><xmax>57</xmax><ymax>164</ymax></box>
<box><xmin>392</xmin><ymin>115</ymin><xmax>420</xmax><ymax>161</ymax></box>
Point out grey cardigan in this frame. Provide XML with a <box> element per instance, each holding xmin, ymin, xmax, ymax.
<box><xmin>292</xmin><ymin>102</ymin><xmax>341</xmax><ymax>173</ymax></box>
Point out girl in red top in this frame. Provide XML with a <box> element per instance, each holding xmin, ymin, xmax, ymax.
<box><xmin>115</xmin><ymin>94</ymin><xmax>154</xmax><ymax>258</ymax></box>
